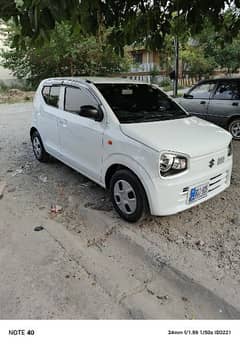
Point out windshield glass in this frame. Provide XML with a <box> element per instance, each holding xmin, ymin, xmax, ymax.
<box><xmin>96</xmin><ymin>83</ymin><xmax>189</xmax><ymax>123</ymax></box>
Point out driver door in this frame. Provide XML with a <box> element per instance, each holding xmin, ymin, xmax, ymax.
<box><xmin>180</xmin><ymin>81</ymin><xmax>217</xmax><ymax>120</ymax></box>
<box><xmin>57</xmin><ymin>85</ymin><xmax>105</xmax><ymax>183</ymax></box>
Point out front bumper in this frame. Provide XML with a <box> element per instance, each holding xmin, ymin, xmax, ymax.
<box><xmin>148</xmin><ymin>153</ymin><xmax>232</xmax><ymax>216</ymax></box>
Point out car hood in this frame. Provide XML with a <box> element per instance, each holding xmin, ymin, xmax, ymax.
<box><xmin>120</xmin><ymin>116</ymin><xmax>232</xmax><ymax>157</ymax></box>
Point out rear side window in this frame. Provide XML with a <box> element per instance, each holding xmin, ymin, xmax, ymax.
<box><xmin>64</xmin><ymin>86</ymin><xmax>98</xmax><ymax>115</ymax></box>
<box><xmin>42</xmin><ymin>85</ymin><xmax>60</xmax><ymax>108</ymax></box>
<box><xmin>213</xmin><ymin>81</ymin><xmax>240</xmax><ymax>100</ymax></box>
<box><xmin>42</xmin><ymin>86</ymin><xmax>50</xmax><ymax>103</ymax></box>
<box><xmin>49</xmin><ymin>86</ymin><xmax>60</xmax><ymax>107</ymax></box>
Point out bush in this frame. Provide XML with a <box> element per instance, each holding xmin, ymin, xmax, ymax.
<box><xmin>159</xmin><ymin>78</ymin><xmax>172</xmax><ymax>88</ymax></box>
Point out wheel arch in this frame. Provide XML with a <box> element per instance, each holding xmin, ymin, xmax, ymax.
<box><xmin>30</xmin><ymin>126</ymin><xmax>38</xmax><ymax>139</ymax></box>
<box><xmin>227</xmin><ymin>115</ymin><xmax>240</xmax><ymax>128</ymax></box>
<box><xmin>104</xmin><ymin>162</ymin><xmax>152</xmax><ymax>212</ymax></box>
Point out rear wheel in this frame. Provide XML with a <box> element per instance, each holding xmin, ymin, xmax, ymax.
<box><xmin>110</xmin><ymin>169</ymin><xmax>148</xmax><ymax>222</ymax></box>
<box><xmin>229</xmin><ymin>119</ymin><xmax>240</xmax><ymax>140</ymax></box>
<box><xmin>31</xmin><ymin>131</ymin><xmax>49</xmax><ymax>162</ymax></box>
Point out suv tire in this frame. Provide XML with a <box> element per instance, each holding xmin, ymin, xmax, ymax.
<box><xmin>229</xmin><ymin>118</ymin><xmax>240</xmax><ymax>140</ymax></box>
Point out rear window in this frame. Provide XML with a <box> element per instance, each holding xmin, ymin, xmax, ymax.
<box><xmin>42</xmin><ymin>85</ymin><xmax>61</xmax><ymax>108</ymax></box>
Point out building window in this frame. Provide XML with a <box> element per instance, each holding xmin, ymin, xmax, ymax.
<box><xmin>132</xmin><ymin>51</ymin><xmax>143</xmax><ymax>64</ymax></box>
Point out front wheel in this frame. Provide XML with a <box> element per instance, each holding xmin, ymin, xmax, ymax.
<box><xmin>110</xmin><ymin>169</ymin><xmax>148</xmax><ymax>222</ymax></box>
<box><xmin>229</xmin><ymin>119</ymin><xmax>240</xmax><ymax>140</ymax></box>
<box><xmin>31</xmin><ymin>131</ymin><xmax>49</xmax><ymax>162</ymax></box>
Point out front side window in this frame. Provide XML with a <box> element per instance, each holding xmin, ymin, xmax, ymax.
<box><xmin>96</xmin><ymin>83</ymin><xmax>188</xmax><ymax>124</ymax></box>
<box><xmin>189</xmin><ymin>82</ymin><xmax>216</xmax><ymax>99</ymax></box>
<box><xmin>64</xmin><ymin>86</ymin><xmax>98</xmax><ymax>115</ymax></box>
<box><xmin>213</xmin><ymin>81</ymin><xmax>240</xmax><ymax>100</ymax></box>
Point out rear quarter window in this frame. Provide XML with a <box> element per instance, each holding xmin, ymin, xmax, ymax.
<box><xmin>42</xmin><ymin>86</ymin><xmax>50</xmax><ymax>103</ymax></box>
<box><xmin>42</xmin><ymin>85</ymin><xmax>61</xmax><ymax>108</ymax></box>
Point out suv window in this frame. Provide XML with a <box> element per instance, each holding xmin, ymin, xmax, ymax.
<box><xmin>213</xmin><ymin>81</ymin><xmax>240</xmax><ymax>100</ymax></box>
<box><xmin>64</xmin><ymin>86</ymin><xmax>98</xmax><ymax>115</ymax></box>
<box><xmin>42</xmin><ymin>85</ymin><xmax>60</xmax><ymax>108</ymax></box>
<box><xmin>189</xmin><ymin>82</ymin><xmax>216</xmax><ymax>99</ymax></box>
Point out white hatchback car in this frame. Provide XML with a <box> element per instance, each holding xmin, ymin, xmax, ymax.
<box><xmin>31</xmin><ymin>77</ymin><xmax>233</xmax><ymax>222</ymax></box>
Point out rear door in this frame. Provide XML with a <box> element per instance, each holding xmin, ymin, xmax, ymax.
<box><xmin>206</xmin><ymin>80</ymin><xmax>240</xmax><ymax>127</ymax></box>
<box><xmin>180</xmin><ymin>81</ymin><xmax>217</xmax><ymax>119</ymax></box>
<box><xmin>39</xmin><ymin>84</ymin><xmax>61</xmax><ymax>156</ymax></box>
<box><xmin>57</xmin><ymin>84</ymin><xmax>105</xmax><ymax>182</ymax></box>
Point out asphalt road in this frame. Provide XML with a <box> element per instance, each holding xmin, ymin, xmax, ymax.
<box><xmin>0</xmin><ymin>102</ymin><xmax>240</xmax><ymax>319</ymax></box>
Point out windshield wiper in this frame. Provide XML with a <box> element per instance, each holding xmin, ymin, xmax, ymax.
<box><xmin>119</xmin><ymin>114</ymin><xmax>145</xmax><ymax>123</ymax></box>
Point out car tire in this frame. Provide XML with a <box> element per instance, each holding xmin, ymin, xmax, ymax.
<box><xmin>110</xmin><ymin>169</ymin><xmax>148</xmax><ymax>222</ymax></box>
<box><xmin>31</xmin><ymin>131</ymin><xmax>49</xmax><ymax>162</ymax></box>
<box><xmin>229</xmin><ymin>119</ymin><xmax>240</xmax><ymax>140</ymax></box>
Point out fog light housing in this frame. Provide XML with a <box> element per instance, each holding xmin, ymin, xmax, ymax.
<box><xmin>160</xmin><ymin>153</ymin><xmax>188</xmax><ymax>177</ymax></box>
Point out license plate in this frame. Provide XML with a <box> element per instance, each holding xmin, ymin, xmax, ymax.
<box><xmin>188</xmin><ymin>183</ymin><xmax>209</xmax><ymax>203</ymax></box>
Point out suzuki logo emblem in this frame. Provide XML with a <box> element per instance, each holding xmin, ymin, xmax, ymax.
<box><xmin>209</xmin><ymin>158</ymin><xmax>215</xmax><ymax>168</ymax></box>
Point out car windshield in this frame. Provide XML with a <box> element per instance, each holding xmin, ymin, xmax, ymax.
<box><xmin>96</xmin><ymin>83</ymin><xmax>189</xmax><ymax>123</ymax></box>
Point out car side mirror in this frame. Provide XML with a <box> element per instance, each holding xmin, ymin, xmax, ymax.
<box><xmin>79</xmin><ymin>105</ymin><xmax>103</xmax><ymax>121</ymax></box>
<box><xmin>183</xmin><ymin>93</ymin><xmax>193</xmax><ymax>99</ymax></box>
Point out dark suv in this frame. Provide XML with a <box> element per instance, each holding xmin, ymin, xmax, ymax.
<box><xmin>179</xmin><ymin>78</ymin><xmax>240</xmax><ymax>139</ymax></box>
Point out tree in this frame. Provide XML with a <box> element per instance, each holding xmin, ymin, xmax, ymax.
<box><xmin>181</xmin><ymin>45</ymin><xmax>216</xmax><ymax>78</ymax></box>
<box><xmin>1</xmin><ymin>1</ymin><xmax>240</xmax><ymax>52</ymax></box>
<box><xmin>159</xmin><ymin>7</ymin><xmax>240</xmax><ymax>79</ymax></box>
<box><xmin>0</xmin><ymin>22</ymin><xmax>130</xmax><ymax>87</ymax></box>
<box><xmin>195</xmin><ymin>12</ymin><xmax>240</xmax><ymax>74</ymax></box>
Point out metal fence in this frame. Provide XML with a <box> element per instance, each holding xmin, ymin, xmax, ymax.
<box><xmin>112</xmin><ymin>72</ymin><xmax>199</xmax><ymax>88</ymax></box>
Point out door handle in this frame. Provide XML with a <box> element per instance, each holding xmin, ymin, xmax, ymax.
<box><xmin>232</xmin><ymin>102</ymin><xmax>239</xmax><ymax>106</ymax></box>
<box><xmin>59</xmin><ymin>119</ymin><xmax>68</xmax><ymax>127</ymax></box>
<box><xmin>200</xmin><ymin>101</ymin><xmax>206</xmax><ymax>105</ymax></box>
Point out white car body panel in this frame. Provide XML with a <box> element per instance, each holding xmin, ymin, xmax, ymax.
<box><xmin>57</xmin><ymin>107</ymin><xmax>105</xmax><ymax>181</ymax></box>
<box><xmin>31</xmin><ymin>77</ymin><xmax>233</xmax><ymax>217</ymax></box>
<box><xmin>120</xmin><ymin>116</ymin><xmax>231</xmax><ymax>157</ymax></box>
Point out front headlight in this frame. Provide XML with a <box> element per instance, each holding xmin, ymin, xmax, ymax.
<box><xmin>160</xmin><ymin>153</ymin><xmax>188</xmax><ymax>176</ymax></box>
<box><xmin>228</xmin><ymin>141</ymin><xmax>233</xmax><ymax>156</ymax></box>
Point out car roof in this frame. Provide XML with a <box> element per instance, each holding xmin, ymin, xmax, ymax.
<box><xmin>42</xmin><ymin>76</ymin><xmax>149</xmax><ymax>85</ymax></box>
<box><xmin>196</xmin><ymin>77</ymin><xmax>240</xmax><ymax>84</ymax></box>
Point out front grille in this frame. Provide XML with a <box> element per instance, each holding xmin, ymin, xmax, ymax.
<box><xmin>208</xmin><ymin>172</ymin><xmax>227</xmax><ymax>194</ymax></box>
<box><xmin>179</xmin><ymin>170</ymin><xmax>229</xmax><ymax>205</ymax></box>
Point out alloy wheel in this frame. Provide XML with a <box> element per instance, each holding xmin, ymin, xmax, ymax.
<box><xmin>32</xmin><ymin>136</ymin><xmax>42</xmax><ymax>159</ymax></box>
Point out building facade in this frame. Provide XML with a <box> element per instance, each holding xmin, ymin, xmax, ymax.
<box><xmin>127</xmin><ymin>46</ymin><xmax>161</xmax><ymax>73</ymax></box>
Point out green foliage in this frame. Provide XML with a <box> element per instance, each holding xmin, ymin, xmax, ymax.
<box><xmin>213</xmin><ymin>39</ymin><xmax>240</xmax><ymax>72</ymax></box>
<box><xmin>1</xmin><ymin>1</ymin><xmax>240</xmax><ymax>52</ymax></box>
<box><xmin>0</xmin><ymin>22</ymin><xmax>130</xmax><ymax>87</ymax></box>
<box><xmin>0</xmin><ymin>81</ymin><xmax>9</xmax><ymax>92</ymax></box>
<box><xmin>159</xmin><ymin>8</ymin><xmax>240</xmax><ymax>78</ymax></box>
<box><xmin>181</xmin><ymin>45</ymin><xmax>217</xmax><ymax>78</ymax></box>
<box><xmin>195</xmin><ymin>14</ymin><xmax>240</xmax><ymax>73</ymax></box>
<box><xmin>159</xmin><ymin>79</ymin><xmax>172</xmax><ymax>88</ymax></box>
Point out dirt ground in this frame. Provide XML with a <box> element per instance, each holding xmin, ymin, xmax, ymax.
<box><xmin>0</xmin><ymin>89</ymin><xmax>34</xmax><ymax>104</ymax></box>
<box><xmin>0</xmin><ymin>102</ymin><xmax>240</xmax><ymax>319</ymax></box>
